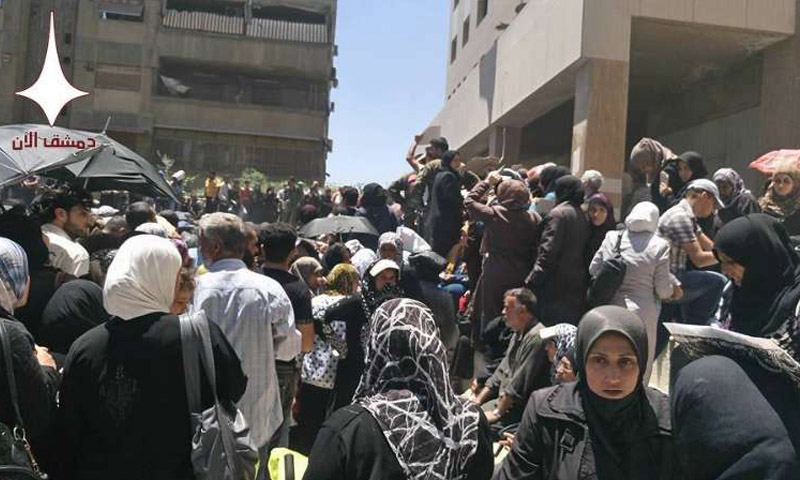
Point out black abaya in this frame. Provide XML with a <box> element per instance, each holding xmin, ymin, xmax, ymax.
<box><xmin>673</xmin><ymin>355</ymin><xmax>799</xmax><ymax>480</ymax></box>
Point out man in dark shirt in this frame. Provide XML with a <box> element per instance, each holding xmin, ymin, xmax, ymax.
<box><xmin>472</xmin><ymin>288</ymin><xmax>548</xmax><ymax>427</ymax></box>
<box><xmin>259</xmin><ymin>223</ymin><xmax>314</xmax><ymax>449</ymax></box>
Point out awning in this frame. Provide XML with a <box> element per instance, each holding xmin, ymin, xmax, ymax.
<box><xmin>251</xmin><ymin>0</ymin><xmax>331</xmax><ymax>15</ymax></box>
<box><xmin>98</xmin><ymin>0</ymin><xmax>144</xmax><ymax>17</ymax></box>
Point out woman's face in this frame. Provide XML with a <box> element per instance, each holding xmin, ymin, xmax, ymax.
<box><xmin>555</xmin><ymin>356</ymin><xmax>576</xmax><ymax>383</ymax></box>
<box><xmin>585</xmin><ymin>332</ymin><xmax>640</xmax><ymax>400</ymax></box>
<box><xmin>170</xmin><ymin>288</ymin><xmax>193</xmax><ymax>315</ymax></box>
<box><xmin>545</xmin><ymin>340</ymin><xmax>557</xmax><ymax>363</ymax></box>
<box><xmin>773</xmin><ymin>173</ymin><xmax>795</xmax><ymax>197</ymax></box>
<box><xmin>588</xmin><ymin>204</ymin><xmax>608</xmax><ymax>227</ymax></box>
<box><xmin>308</xmin><ymin>270</ymin><xmax>325</xmax><ymax>290</ymax></box>
<box><xmin>375</xmin><ymin>269</ymin><xmax>398</xmax><ymax>291</ymax></box>
<box><xmin>715</xmin><ymin>180</ymin><xmax>734</xmax><ymax>201</ymax></box>
<box><xmin>677</xmin><ymin>160</ymin><xmax>693</xmax><ymax>183</ymax></box>
<box><xmin>379</xmin><ymin>243</ymin><xmax>398</xmax><ymax>260</ymax></box>
<box><xmin>717</xmin><ymin>250</ymin><xmax>745</xmax><ymax>286</ymax></box>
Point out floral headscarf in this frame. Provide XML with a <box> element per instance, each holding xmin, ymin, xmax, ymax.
<box><xmin>759</xmin><ymin>161</ymin><xmax>800</xmax><ymax>218</ymax></box>
<box><xmin>355</xmin><ymin>299</ymin><xmax>481</xmax><ymax>480</ymax></box>
<box><xmin>0</xmin><ymin>238</ymin><xmax>29</xmax><ymax>314</ymax></box>
<box><xmin>547</xmin><ymin>323</ymin><xmax>577</xmax><ymax>381</ymax></box>
<box><xmin>326</xmin><ymin>263</ymin><xmax>360</xmax><ymax>296</ymax></box>
<box><xmin>378</xmin><ymin>232</ymin><xmax>404</xmax><ymax>265</ymax></box>
<box><xmin>712</xmin><ymin>168</ymin><xmax>749</xmax><ymax>207</ymax></box>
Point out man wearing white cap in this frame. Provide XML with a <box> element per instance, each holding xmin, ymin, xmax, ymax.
<box><xmin>656</xmin><ymin>178</ymin><xmax>727</xmax><ymax>333</ymax></box>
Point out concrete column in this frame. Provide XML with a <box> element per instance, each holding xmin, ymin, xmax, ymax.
<box><xmin>759</xmin><ymin>4</ymin><xmax>800</xmax><ymax>154</ymax></box>
<box><xmin>571</xmin><ymin>58</ymin><xmax>629</xmax><ymax>210</ymax></box>
<box><xmin>488</xmin><ymin>126</ymin><xmax>521</xmax><ymax>165</ymax></box>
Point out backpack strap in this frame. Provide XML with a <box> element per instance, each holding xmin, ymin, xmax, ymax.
<box><xmin>615</xmin><ymin>229</ymin><xmax>625</xmax><ymax>255</ymax></box>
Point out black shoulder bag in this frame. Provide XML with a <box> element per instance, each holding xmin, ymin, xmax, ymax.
<box><xmin>587</xmin><ymin>230</ymin><xmax>627</xmax><ymax>308</ymax></box>
<box><xmin>0</xmin><ymin>319</ymin><xmax>47</xmax><ymax>479</ymax></box>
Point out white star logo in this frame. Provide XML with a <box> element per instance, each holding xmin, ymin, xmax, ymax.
<box><xmin>16</xmin><ymin>11</ymin><xmax>88</xmax><ymax>126</ymax></box>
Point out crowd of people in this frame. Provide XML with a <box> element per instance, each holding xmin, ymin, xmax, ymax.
<box><xmin>0</xmin><ymin>134</ymin><xmax>799</xmax><ymax>479</ymax></box>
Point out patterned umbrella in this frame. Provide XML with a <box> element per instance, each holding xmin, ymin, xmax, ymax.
<box><xmin>749</xmin><ymin>149</ymin><xmax>800</xmax><ymax>175</ymax></box>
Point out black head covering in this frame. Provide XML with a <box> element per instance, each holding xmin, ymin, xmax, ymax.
<box><xmin>714</xmin><ymin>214</ymin><xmax>800</xmax><ymax>336</ymax></box>
<box><xmin>441</xmin><ymin>150</ymin><xmax>460</xmax><ymax>171</ymax></box>
<box><xmin>672</xmin><ymin>355</ymin><xmax>799</xmax><ymax>480</ymax></box>
<box><xmin>540</xmin><ymin>166</ymin><xmax>570</xmax><ymax>194</ymax></box>
<box><xmin>323</xmin><ymin>243</ymin><xmax>349</xmax><ymax>272</ymax></box>
<box><xmin>39</xmin><ymin>280</ymin><xmax>110</xmax><ymax>354</ymax></box>
<box><xmin>0</xmin><ymin>213</ymin><xmax>49</xmax><ymax>269</ymax></box>
<box><xmin>360</xmin><ymin>183</ymin><xmax>388</xmax><ymax>208</ymax></box>
<box><xmin>554</xmin><ymin>175</ymin><xmax>584</xmax><ymax>206</ymax></box>
<box><xmin>679</xmin><ymin>151</ymin><xmax>708</xmax><ymax>180</ymax></box>
<box><xmin>576</xmin><ymin>306</ymin><xmax>661</xmax><ymax>480</ymax></box>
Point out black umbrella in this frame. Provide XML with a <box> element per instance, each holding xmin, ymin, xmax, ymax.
<box><xmin>298</xmin><ymin>216</ymin><xmax>379</xmax><ymax>238</ymax></box>
<box><xmin>0</xmin><ymin>124</ymin><xmax>101</xmax><ymax>186</ymax></box>
<box><xmin>60</xmin><ymin>140</ymin><xmax>179</xmax><ymax>202</ymax></box>
<box><xmin>0</xmin><ymin>124</ymin><xmax>178</xmax><ymax>202</ymax></box>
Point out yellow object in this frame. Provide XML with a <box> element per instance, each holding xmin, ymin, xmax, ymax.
<box><xmin>268</xmin><ymin>448</ymin><xmax>308</xmax><ymax>480</ymax></box>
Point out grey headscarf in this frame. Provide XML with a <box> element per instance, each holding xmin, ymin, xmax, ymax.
<box><xmin>290</xmin><ymin>256</ymin><xmax>324</xmax><ymax>292</ymax></box>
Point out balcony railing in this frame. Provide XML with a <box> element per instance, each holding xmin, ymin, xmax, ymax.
<box><xmin>161</xmin><ymin>9</ymin><xmax>329</xmax><ymax>44</ymax></box>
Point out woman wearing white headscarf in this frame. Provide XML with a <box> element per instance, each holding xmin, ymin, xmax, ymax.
<box><xmin>58</xmin><ymin>235</ymin><xmax>247</xmax><ymax>480</ymax></box>
<box><xmin>0</xmin><ymin>237</ymin><xmax>59</xmax><ymax>476</ymax></box>
<box><xmin>589</xmin><ymin>202</ymin><xmax>678</xmax><ymax>380</ymax></box>
<box><xmin>376</xmin><ymin>232</ymin><xmax>424</xmax><ymax>301</ymax></box>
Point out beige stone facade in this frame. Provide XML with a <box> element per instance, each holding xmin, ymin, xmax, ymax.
<box><xmin>0</xmin><ymin>0</ymin><xmax>336</xmax><ymax>182</ymax></box>
<box><xmin>429</xmin><ymin>0</ymin><xmax>799</xmax><ymax>205</ymax></box>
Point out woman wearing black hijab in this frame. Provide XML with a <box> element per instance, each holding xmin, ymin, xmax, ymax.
<box><xmin>495</xmin><ymin>306</ymin><xmax>674</xmax><ymax>480</ymax></box>
<box><xmin>672</xmin><ymin>355</ymin><xmax>799</xmax><ymax>480</ymax></box>
<box><xmin>0</xmin><ymin>213</ymin><xmax>76</xmax><ymax>340</ymax></box>
<box><xmin>526</xmin><ymin>176</ymin><xmax>590</xmax><ymax>325</ymax></box>
<box><xmin>424</xmin><ymin>150</ymin><xmax>465</xmax><ymax>257</ymax></box>
<box><xmin>356</xmin><ymin>183</ymin><xmax>399</xmax><ymax>237</ymax></box>
<box><xmin>539</xmin><ymin>165</ymin><xmax>571</xmax><ymax>196</ymax></box>
<box><xmin>714</xmin><ymin>214</ymin><xmax>800</xmax><ymax>354</ymax></box>
<box><xmin>39</xmin><ymin>280</ymin><xmax>110</xmax><ymax>355</ymax></box>
<box><xmin>651</xmin><ymin>151</ymin><xmax>708</xmax><ymax>214</ymax></box>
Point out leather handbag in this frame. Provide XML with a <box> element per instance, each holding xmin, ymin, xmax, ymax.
<box><xmin>587</xmin><ymin>230</ymin><xmax>627</xmax><ymax>307</ymax></box>
<box><xmin>0</xmin><ymin>319</ymin><xmax>46</xmax><ymax>479</ymax></box>
<box><xmin>180</xmin><ymin>312</ymin><xmax>258</xmax><ymax>480</ymax></box>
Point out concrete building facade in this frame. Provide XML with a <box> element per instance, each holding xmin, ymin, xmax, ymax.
<box><xmin>427</xmin><ymin>0</ymin><xmax>800</xmax><ymax>206</ymax></box>
<box><xmin>0</xmin><ymin>0</ymin><xmax>337</xmax><ymax>182</ymax></box>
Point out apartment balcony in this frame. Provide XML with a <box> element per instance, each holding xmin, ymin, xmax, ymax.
<box><xmin>158</xmin><ymin>10</ymin><xmax>332</xmax><ymax>78</ymax></box>
<box><xmin>151</xmin><ymin>96</ymin><xmax>328</xmax><ymax>140</ymax></box>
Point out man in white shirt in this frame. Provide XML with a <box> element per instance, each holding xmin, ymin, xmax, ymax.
<box><xmin>193</xmin><ymin>212</ymin><xmax>299</xmax><ymax>469</ymax></box>
<box><xmin>38</xmin><ymin>189</ymin><xmax>91</xmax><ymax>277</ymax></box>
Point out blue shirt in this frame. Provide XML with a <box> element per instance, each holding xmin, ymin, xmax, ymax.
<box><xmin>193</xmin><ymin>258</ymin><xmax>298</xmax><ymax>448</ymax></box>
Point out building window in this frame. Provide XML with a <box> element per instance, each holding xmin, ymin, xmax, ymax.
<box><xmin>478</xmin><ymin>0</ymin><xmax>489</xmax><ymax>24</ymax></box>
<box><xmin>156</xmin><ymin>59</ymin><xmax>328</xmax><ymax>111</ymax></box>
<box><xmin>450</xmin><ymin>37</ymin><xmax>457</xmax><ymax>64</ymax></box>
<box><xmin>462</xmin><ymin>17</ymin><xmax>470</xmax><ymax>46</ymax></box>
<box><xmin>98</xmin><ymin>0</ymin><xmax>144</xmax><ymax>22</ymax></box>
<box><xmin>95</xmin><ymin>65</ymin><xmax>142</xmax><ymax>91</ymax></box>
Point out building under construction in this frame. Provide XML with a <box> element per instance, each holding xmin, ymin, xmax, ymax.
<box><xmin>0</xmin><ymin>0</ymin><xmax>337</xmax><ymax>182</ymax></box>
